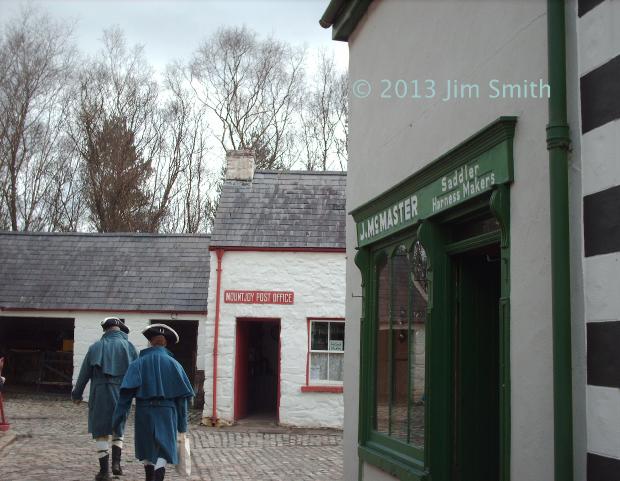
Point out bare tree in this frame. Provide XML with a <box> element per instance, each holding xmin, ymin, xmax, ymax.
<box><xmin>158</xmin><ymin>62</ymin><xmax>216</xmax><ymax>233</ymax></box>
<box><xmin>0</xmin><ymin>7</ymin><xmax>76</xmax><ymax>231</ymax></box>
<box><xmin>190</xmin><ymin>26</ymin><xmax>305</xmax><ymax>170</ymax></box>
<box><xmin>299</xmin><ymin>51</ymin><xmax>348</xmax><ymax>171</ymax></box>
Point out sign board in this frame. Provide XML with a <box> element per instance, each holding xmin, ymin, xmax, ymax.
<box><xmin>356</xmin><ymin>144</ymin><xmax>511</xmax><ymax>247</ymax></box>
<box><xmin>329</xmin><ymin>340</ymin><xmax>344</xmax><ymax>351</ymax></box>
<box><xmin>224</xmin><ymin>290</ymin><xmax>294</xmax><ymax>305</ymax></box>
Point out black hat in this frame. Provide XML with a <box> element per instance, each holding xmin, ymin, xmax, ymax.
<box><xmin>101</xmin><ymin>317</ymin><xmax>129</xmax><ymax>334</ymax></box>
<box><xmin>142</xmin><ymin>323</ymin><xmax>179</xmax><ymax>345</ymax></box>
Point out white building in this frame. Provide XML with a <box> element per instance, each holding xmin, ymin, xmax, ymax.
<box><xmin>202</xmin><ymin>151</ymin><xmax>347</xmax><ymax>428</ymax></box>
<box><xmin>0</xmin><ymin>232</ymin><xmax>210</xmax><ymax>404</ymax></box>
<box><xmin>320</xmin><ymin>0</ymin><xmax>620</xmax><ymax>480</ymax></box>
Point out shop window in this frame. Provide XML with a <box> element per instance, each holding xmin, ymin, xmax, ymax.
<box><xmin>372</xmin><ymin>240</ymin><xmax>428</xmax><ymax>453</ymax></box>
<box><xmin>303</xmin><ymin>319</ymin><xmax>345</xmax><ymax>391</ymax></box>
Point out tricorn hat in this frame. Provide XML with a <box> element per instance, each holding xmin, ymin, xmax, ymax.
<box><xmin>142</xmin><ymin>323</ymin><xmax>179</xmax><ymax>345</ymax></box>
<box><xmin>101</xmin><ymin>317</ymin><xmax>129</xmax><ymax>334</ymax></box>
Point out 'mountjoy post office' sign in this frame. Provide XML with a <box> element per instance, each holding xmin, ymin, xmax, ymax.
<box><xmin>224</xmin><ymin>290</ymin><xmax>295</xmax><ymax>305</ymax></box>
<box><xmin>356</xmin><ymin>147</ymin><xmax>511</xmax><ymax>247</ymax></box>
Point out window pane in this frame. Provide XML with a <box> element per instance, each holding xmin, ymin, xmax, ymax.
<box><xmin>311</xmin><ymin>322</ymin><xmax>328</xmax><ymax>350</ymax></box>
<box><xmin>328</xmin><ymin>353</ymin><xmax>344</xmax><ymax>382</ymax></box>
<box><xmin>310</xmin><ymin>353</ymin><xmax>328</xmax><ymax>381</ymax></box>
<box><xmin>329</xmin><ymin>323</ymin><xmax>345</xmax><ymax>351</ymax></box>
<box><xmin>391</xmin><ymin>245</ymin><xmax>410</xmax><ymax>441</ymax></box>
<box><xmin>409</xmin><ymin>241</ymin><xmax>428</xmax><ymax>448</ymax></box>
<box><xmin>375</xmin><ymin>255</ymin><xmax>390</xmax><ymax>434</ymax></box>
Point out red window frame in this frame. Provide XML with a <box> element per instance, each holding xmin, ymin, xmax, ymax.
<box><xmin>301</xmin><ymin>317</ymin><xmax>345</xmax><ymax>393</ymax></box>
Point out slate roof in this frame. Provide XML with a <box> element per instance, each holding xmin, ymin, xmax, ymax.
<box><xmin>0</xmin><ymin>232</ymin><xmax>210</xmax><ymax>312</ymax></box>
<box><xmin>211</xmin><ymin>170</ymin><xmax>346</xmax><ymax>249</ymax></box>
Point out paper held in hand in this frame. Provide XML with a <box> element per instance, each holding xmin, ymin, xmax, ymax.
<box><xmin>175</xmin><ymin>432</ymin><xmax>191</xmax><ymax>477</ymax></box>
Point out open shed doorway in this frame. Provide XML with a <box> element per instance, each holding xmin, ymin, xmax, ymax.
<box><xmin>150</xmin><ymin>320</ymin><xmax>201</xmax><ymax>407</ymax></box>
<box><xmin>234</xmin><ymin>318</ymin><xmax>280</xmax><ymax>423</ymax></box>
<box><xmin>0</xmin><ymin>316</ymin><xmax>74</xmax><ymax>392</ymax></box>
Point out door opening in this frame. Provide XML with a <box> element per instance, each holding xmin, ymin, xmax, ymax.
<box><xmin>452</xmin><ymin>243</ymin><xmax>501</xmax><ymax>481</ymax></box>
<box><xmin>150</xmin><ymin>320</ymin><xmax>200</xmax><ymax>407</ymax></box>
<box><xmin>235</xmin><ymin>318</ymin><xmax>280</xmax><ymax>422</ymax></box>
<box><xmin>0</xmin><ymin>316</ymin><xmax>74</xmax><ymax>393</ymax></box>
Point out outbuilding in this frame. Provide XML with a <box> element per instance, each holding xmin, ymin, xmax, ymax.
<box><xmin>202</xmin><ymin>150</ymin><xmax>346</xmax><ymax>428</ymax></box>
<box><xmin>321</xmin><ymin>1</ymin><xmax>620</xmax><ymax>481</ymax></box>
<box><xmin>0</xmin><ymin>232</ymin><xmax>210</xmax><ymax>404</ymax></box>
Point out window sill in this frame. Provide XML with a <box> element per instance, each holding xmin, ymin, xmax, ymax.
<box><xmin>300</xmin><ymin>385</ymin><xmax>343</xmax><ymax>393</ymax></box>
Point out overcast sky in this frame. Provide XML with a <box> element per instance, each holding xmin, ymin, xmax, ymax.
<box><xmin>1</xmin><ymin>0</ymin><xmax>348</xmax><ymax>74</ymax></box>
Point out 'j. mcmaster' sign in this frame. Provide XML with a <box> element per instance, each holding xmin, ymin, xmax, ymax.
<box><xmin>224</xmin><ymin>290</ymin><xmax>295</xmax><ymax>305</ymax></box>
<box><xmin>356</xmin><ymin>146</ymin><xmax>511</xmax><ymax>247</ymax></box>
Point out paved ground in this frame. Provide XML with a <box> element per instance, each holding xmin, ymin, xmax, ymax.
<box><xmin>0</xmin><ymin>392</ymin><xmax>343</xmax><ymax>481</ymax></box>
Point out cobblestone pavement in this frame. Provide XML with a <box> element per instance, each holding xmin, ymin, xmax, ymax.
<box><xmin>0</xmin><ymin>392</ymin><xmax>343</xmax><ymax>481</ymax></box>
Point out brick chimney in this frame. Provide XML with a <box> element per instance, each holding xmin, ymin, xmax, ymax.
<box><xmin>225</xmin><ymin>149</ymin><xmax>255</xmax><ymax>181</ymax></box>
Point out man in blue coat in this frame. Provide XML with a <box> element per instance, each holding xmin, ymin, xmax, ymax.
<box><xmin>112</xmin><ymin>324</ymin><xmax>194</xmax><ymax>481</ymax></box>
<box><xmin>72</xmin><ymin>317</ymin><xmax>138</xmax><ymax>480</ymax></box>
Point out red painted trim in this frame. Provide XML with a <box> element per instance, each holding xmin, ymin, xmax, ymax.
<box><xmin>211</xmin><ymin>249</ymin><xmax>224</xmax><ymax>425</ymax></box>
<box><xmin>305</xmin><ymin>318</ymin><xmax>311</xmax><ymax>386</ymax></box>
<box><xmin>232</xmin><ymin>318</ymin><xmax>281</xmax><ymax>423</ymax></box>
<box><xmin>307</xmin><ymin>317</ymin><xmax>346</xmax><ymax>321</ymax></box>
<box><xmin>235</xmin><ymin>317</ymin><xmax>281</xmax><ymax>322</ymax></box>
<box><xmin>0</xmin><ymin>307</ymin><xmax>208</xmax><ymax>315</ymax></box>
<box><xmin>301</xmin><ymin>385</ymin><xmax>343</xmax><ymax>393</ymax></box>
<box><xmin>277</xmin><ymin>320</ymin><xmax>281</xmax><ymax>424</ymax></box>
<box><xmin>209</xmin><ymin>246</ymin><xmax>345</xmax><ymax>253</ymax></box>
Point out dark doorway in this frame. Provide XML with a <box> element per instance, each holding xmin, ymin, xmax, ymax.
<box><xmin>0</xmin><ymin>316</ymin><xmax>74</xmax><ymax>392</ymax></box>
<box><xmin>151</xmin><ymin>320</ymin><xmax>200</xmax><ymax>406</ymax></box>
<box><xmin>234</xmin><ymin>318</ymin><xmax>280</xmax><ymax>421</ymax></box>
<box><xmin>452</xmin><ymin>243</ymin><xmax>501</xmax><ymax>481</ymax></box>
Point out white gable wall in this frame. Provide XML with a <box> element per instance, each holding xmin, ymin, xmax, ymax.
<box><xmin>202</xmin><ymin>250</ymin><xmax>346</xmax><ymax>428</ymax></box>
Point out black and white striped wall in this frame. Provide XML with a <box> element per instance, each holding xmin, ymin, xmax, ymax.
<box><xmin>578</xmin><ymin>0</ymin><xmax>620</xmax><ymax>479</ymax></box>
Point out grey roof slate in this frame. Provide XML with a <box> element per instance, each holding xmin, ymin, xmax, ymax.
<box><xmin>0</xmin><ymin>232</ymin><xmax>210</xmax><ymax>312</ymax></box>
<box><xmin>211</xmin><ymin>170</ymin><xmax>346</xmax><ymax>248</ymax></box>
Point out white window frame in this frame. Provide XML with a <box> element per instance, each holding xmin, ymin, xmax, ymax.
<box><xmin>308</xmin><ymin>319</ymin><xmax>345</xmax><ymax>386</ymax></box>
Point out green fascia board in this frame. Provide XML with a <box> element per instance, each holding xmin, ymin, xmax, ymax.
<box><xmin>351</xmin><ymin>116</ymin><xmax>516</xmax><ymax>222</ymax></box>
<box><xmin>330</xmin><ymin>0</ymin><xmax>374</xmax><ymax>41</ymax></box>
<box><xmin>351</xmin><ymin>117</ymin><xmax>517</xmax><ymax>247</ymax></box>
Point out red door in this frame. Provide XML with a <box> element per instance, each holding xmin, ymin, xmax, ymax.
<box><xmin>234</xmin><ymin>320</ymin><xmax>249</xmax><ymax>420</ymax></box>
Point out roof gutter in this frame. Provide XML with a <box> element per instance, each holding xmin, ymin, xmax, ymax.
<box><xmin>546</xmin><ymin>1</ymin><xmax>573</xmax><ymax>480</ymax></box>
<box><xmin>319</xmin><ymin>0</ymin><xmax>373</xmax><ymax>41</ymax></box>
<box><xmin>319</xmin><ymin>0</ymin><xmax>346</xmax><ymax>28</ymax></box>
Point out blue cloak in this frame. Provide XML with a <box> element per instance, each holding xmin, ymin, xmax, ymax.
<box><xmin>71</xmin><ymin>330</ymin><xmax>138</xmax><ymax>438</ymax></box>
<box><xmin>112</xmin><ymin>347</ymin><xmax>194</xmax><ymax>464</ymax></box>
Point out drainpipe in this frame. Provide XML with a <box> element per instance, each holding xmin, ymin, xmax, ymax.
<box><xmin>211</xmin><ymin>248</ymin><xmax>224</xmax><ymax>426</ymax></box>
<box><xmin>546</xmin><ymin>1</ymin><xmax>573</xmax><ymax>480</ymax></box>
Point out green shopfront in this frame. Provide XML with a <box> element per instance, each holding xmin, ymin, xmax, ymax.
<box><xmin>352</xmin><ymin>118</ymin><xmax>516</xmax><ymax>481</ymax></box>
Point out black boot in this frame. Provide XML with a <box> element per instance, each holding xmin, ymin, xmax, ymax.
<box><xmin>153</xmin><ymin>467</ymin><xmax>165</xmax><ymax>481</ymax></box>
<box><xmin>144</xmin><ymin>465</ymin><xmax>155</xmax><ymax>481</ymax></box>
<box><xmin>95</xmin><ymin>455</ymin><xmax>112</xmax><ymax>481</ymax></box>
<box><xmin>111</xmin><ymin>445</ymin><xmax>123</xmax><ymax>475</ymax></box>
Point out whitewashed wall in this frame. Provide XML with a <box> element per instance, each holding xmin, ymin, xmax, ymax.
<box><xmin>345</xmin><ymin>1</ymin><xmax>554</xmax><ymax>480</ymax></box>
<box><xmin>0</xmin><ymin>309</ymin><xmax>207</xmax><ymax>401</ymax></box>
<box><xmin>201</xmin><ymin>250</ymin><xmax>346</xmax><ymax>428</ymax></box>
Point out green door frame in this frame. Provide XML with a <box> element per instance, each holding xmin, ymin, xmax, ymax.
<box><xmin>353</xmin><ymin>118</ymin><xmax>515</xmax><ymax>481</ymax></box>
